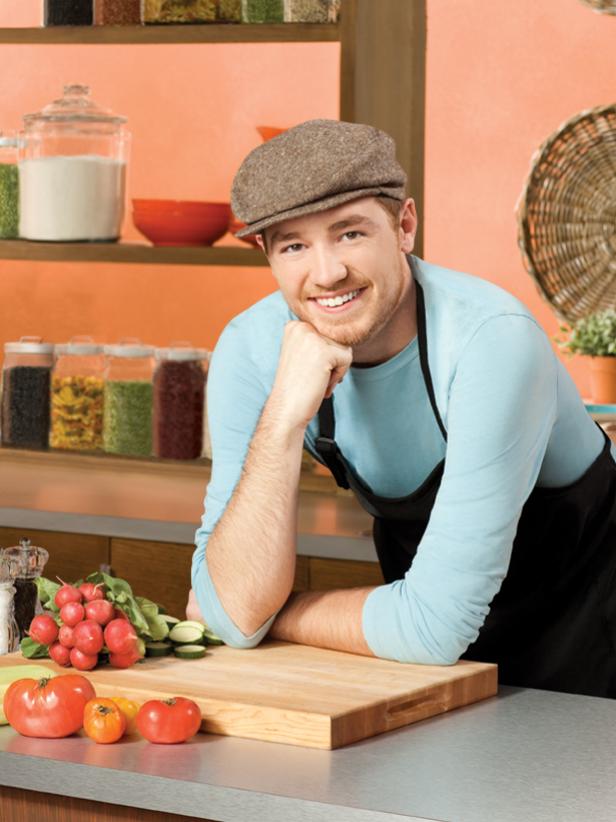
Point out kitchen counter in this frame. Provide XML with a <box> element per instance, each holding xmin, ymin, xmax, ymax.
<box><xmin>1</xmin><ymin>685</ymin><xmax>615</xmax><ymax>822</ymax></box>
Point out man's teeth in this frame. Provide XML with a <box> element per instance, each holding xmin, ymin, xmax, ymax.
<box><xmin>316</xmin><ymin>289</ymin><xmax>360</xmax><ymax>308</ymax></box>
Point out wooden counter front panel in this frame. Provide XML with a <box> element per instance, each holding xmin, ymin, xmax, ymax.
<box><xmin>309</xmin><ymin>557</ymin><xmax>384</xmax><ymax>590</ymax></box>
<box><xmin>0</xmin><ymin>527</ymin><xmax>109</xmax><ymax>584</ymax></box>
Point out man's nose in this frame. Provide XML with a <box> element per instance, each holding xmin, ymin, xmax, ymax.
<box><xmin>310</xmin><ymin>245</ymin><xmax>347</xmax><ymax>288</ymax></box>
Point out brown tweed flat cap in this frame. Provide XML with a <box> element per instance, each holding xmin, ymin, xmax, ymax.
<box><xmin>231</xmin><ymin>119</ymin><xmax>407</xmax><ymax>237</ymax></box>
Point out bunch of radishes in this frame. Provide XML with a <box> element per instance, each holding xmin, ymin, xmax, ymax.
<box><xmin>27</xmin><ymin>579</ymin><xmax>145</xmax><ymax>671</ymax></box>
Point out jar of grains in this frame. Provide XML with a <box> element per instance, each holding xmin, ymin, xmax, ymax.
<box><xmin>103</xmin><ymin>340</ymin><xmax>155</xmax><ymax>457</ymax></box>
<box><xmin>153</xmin><ymin>343</ymin><xmax>210</xmax><ymax>460</ymax></box>
<box><xmin>50</xmin><ymin>337</ymin><xmax>105</xmax><ymax>451</ymax></box>
<box><xmin>0</xmin><ymin>132</ymin><xmax>19</xmax><ymax>239</ymax></box>
<box><xmin>1</xmin><ymin>538</ymin><xmax>49</xmax><ymax>643</ymax></box>
<box><xmin>283</xmin><ymin>0</ymin><xmax>340</xmax><ymax>22</ymax></box>
<box><xmin>241</xmin><ymin>0</ymin><xmax>284</xmax><ymax>22</ymax></box>
<box><xmin>95</xmin><ymin>0</ymin><xmax>141</xmax><ymax>24</ymax></box>
<box><xmin>1</xmin><ymin>336</ymin><xmax>54</xmax><ymax>450</ymax></box>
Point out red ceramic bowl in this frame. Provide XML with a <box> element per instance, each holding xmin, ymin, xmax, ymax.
<box><xmin>132</xmin><ymin>200</ymin><xmax>231</xmax><ymax>246</ymax></box>
<box><xmin>256</xmin><ymin>126</ymin><xmax>286</xmax><ymax>142</ymax></box>
<box><xmin>228</xmin><ymin>216</ymin><xmax>260</xmax><ymax>247</ymax></box>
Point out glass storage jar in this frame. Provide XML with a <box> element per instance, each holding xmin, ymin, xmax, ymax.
<box><xmin>95</xmin><ymin>0</ymin><xmax>141</xmax><ymax>24</ymax></box>
<box><xmin>103</xmin><ymin>340</ymin><xmax>155</xmax><ymax>457</ymax></box>
<box><xmin>153</xmin><ymin>343</ymin><xmax>210</xmax><ymax>460</ymax></box>
<box><xmin>0</xmin><ymin>555</ymin><xmax>19</xmax><ymax>656</ymax></box>
<box><xmin>143</xmin><ymin>0</ymin><xmax>217</xmax><ymax>22</ymax></box>
<box><xmin>1</xmin><ymin>336</ymin><xmax>54</xmax><ymax>450</ymax></box>
<box><xmin>18</xmin><ymin>84</ymin><xmax>129</xmax><ymax>242</ymax></box>
<box><xmin>1</xmin><ymin>538</ymin><xmax>49</xmax><ymax>642</ymax></box>
<box><xmin>283</xmin><ymin>0</ymin><xmax>339</xmax><ymax>22</ymax></box>
<box><xmin>0</xmin><ymin>133</ymin><xmax>19</xmax><ymax>239</ymax></box>
<box><xmin>45</xmin><ymin>0</ymin><xmax>94</xmax><ymax>25</ymax></box>
<box><xmin>50</xmin><ymin>336</ymin><xmax>105</xmax><ymax>451</ymax></box>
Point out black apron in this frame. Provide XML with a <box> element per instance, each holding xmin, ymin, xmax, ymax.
<box><xmin>315</xmin><ymin>275</ymin><xmax>616</xmax><ymax>698</ymax></box>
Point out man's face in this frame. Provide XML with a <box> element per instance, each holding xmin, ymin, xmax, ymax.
<box><xmin>261</xmin><ymin>197</ymin><xmax>417</xmax><ymax>352</ymax></box>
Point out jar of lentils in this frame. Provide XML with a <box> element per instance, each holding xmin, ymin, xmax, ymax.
<box><xmin>103</xmin><ymin>340</ymin><xmax>155</xmax><ymax>457</ymax></box>
<box><xmin>1</xmin><ymin>336</ymin><xmax>54</xmax><ymax>450</ymax></box>
<box><xmin>153</xmin><ymin>343</ymin><xmax>209</xmax><ymax>460</ymax></box>
<box><xmin>50</xmin><ymin>337</ymin><xmax>105</xmax><ymax>451</ymax></box>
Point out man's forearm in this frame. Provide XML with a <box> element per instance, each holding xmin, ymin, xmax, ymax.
<box><xmin>205</xmin><ymin>400</ymin><xmax>305</xmax><ymax>635</ymax></box>
<box><xmin>269</xmin><ymin>587</ymin><xmax>375</xmax><ymax>656</ymax></box>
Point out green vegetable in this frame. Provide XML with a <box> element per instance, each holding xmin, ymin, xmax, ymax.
<box><xmin>34</xmin><ymin>577</ymin><xmax>61</xmax><ymax>614</ymax></box>
<box><xmin>169</xmin><ymin>621</ymin><xmax>206</xmax><ymax>645</ymax></box>
<box><xmin>20</xmin><ymin>636</ymin><xmax>50</xmax><ymax>659</ymax></box>
<box><xmin>556</xmin><ymin>311</ymin><xmax>616</xmax><ymax>357</ymax></box>
<box><xmin>174</xmin><ymin>644</ymin><xmax>207</xmax><ymax>660</ymax></box>
<box><xmin>145</xmin><ymin>641</ymin><xmax>174</xmax><ymax>657</ymax></box>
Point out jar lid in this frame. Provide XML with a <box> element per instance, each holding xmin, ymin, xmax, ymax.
<box><xmin>57</xmin><ymin>335</ymin><xmax>103</xmax><ymax>356</ymax></box>
<box><xmin>4</xmin><ymin>336</ymin><xmax>54</xmax><ymax>355</ymax></box>
<box><xmin>105</xmin><ymin>338</ymin><xmax>155</xmax><ymax>358</ymax></box>
<box><xmin>155</xmin><ymin>342</ymin><xmax>211</xmax><ymax>362</ymax></box>
<box><xmin>24</xmin><ymin>84</ymin><xmax>127</xmax><ymax>127</ymax></box>
<box><xmin>1</xmin><ymin>539</ymin><xmax>49</xmax><ymax>579</ymax></box>
<box><xmin>0</xmin><ymin>131</ymin><xmax>18</xmax><ymax>149</ymax></box>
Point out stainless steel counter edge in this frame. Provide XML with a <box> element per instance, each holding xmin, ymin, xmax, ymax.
<box><xmin>0</xmin><ymin>507</ymin><xmax>378</xmax><ymax>562</ymax></box>
<box><xmin>0</xmin><ymin>744</ymin><xmax>431</xmax><ymax>822</ymax></box>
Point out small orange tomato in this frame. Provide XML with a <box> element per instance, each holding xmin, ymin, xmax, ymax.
<box><xmin>110</xmin><ymin>697</ymin><xmax>140</xmax><ymax>735</ymax></box>
<box><xmin>83</xmin><ymin>698</ymin><xmax>127</xmax><ymax>744</ymax></box>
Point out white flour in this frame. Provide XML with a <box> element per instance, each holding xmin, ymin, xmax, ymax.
<box><xmin>19</xmin><ymin>155</ymin><xmax>126</xmax><ymax>241</ymax></box>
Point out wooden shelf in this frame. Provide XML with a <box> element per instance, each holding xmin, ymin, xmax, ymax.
<box><xmin>0</xmin><ymin>240</ymin><xmax>268</xmax><ymax>266</ymax></box>
<box><xmin>0</xmin><ymin>23</ymin><xmax>339</xmax><ymax>45</ymax></box>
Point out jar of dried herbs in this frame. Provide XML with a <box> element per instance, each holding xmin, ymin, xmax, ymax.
<box><xmin>1</xmin><ymin>337</ymin><xmax>54</xmax><ymax>450</ymax></box>
<box><xmin>1</xmin><ymin>539</ymin><xmax>49</xmax><ymax>643</ymax></box>
<box><xmin>50</xmin><ymin>337</ymin><xmax>105</xmax><ymax>451</ymax></box>
<box><xmin>95</xmin><ymin>0</ymin><xmax>141</xmax><ymax>24</ymax></box>
<box><xmin>241</xmin><ymin>0</ymin><xmax>284</xmax><ymax>22</ymax></box>
<box><xmin>103</xmin><ymin>340</ymin><xmax>155</xmax><ymax>457</ymax></box>
<box><xmin>153</xmin><ymin>344</ymin><xmax>210</xmax><ymax>460</ymax></box>
<box><xmin>45</xmin><ymin>0</ymin><xmax>94</xmax><ymax>25</ymax></box>
<box><xmin>143</xmin><ymin>0</ymin><xmax>217</xmax><ymax>23</ymax></box>
<box><xmin>283</xmin><ymin>0</ymin><xmax>340</xmax><ymax>22</ymax></box>
<box><xmin>0</xmin><ymin>133</ymin><xmax>19</xmax><ymax>239</ymax></box>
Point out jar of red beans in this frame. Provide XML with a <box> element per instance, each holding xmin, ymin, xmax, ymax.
<box><xmin>153</xmin><ymin>343</ymin><xmax>210</xmax><ymax>460</ymax></box>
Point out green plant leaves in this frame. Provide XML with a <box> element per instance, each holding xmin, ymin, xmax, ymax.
<box><xmin>556</xmin><ymin>311</ymin><xmax>616</xmax><ymax>357</ymax></box>
<box><xmin>20</xmin><ymin>637</ymin><xmax>50</xmax><ymax>659</ymax></box>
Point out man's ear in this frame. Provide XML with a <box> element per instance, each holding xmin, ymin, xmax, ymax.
<box><xmin>256</xmin><ymin>234</ymin><xmax>267</xmax><ymax>254</ymax></box>
<box><xmin>399</xmin><ymin>198</ymin><xmax>417</xmax><ymax>254</ymax></box>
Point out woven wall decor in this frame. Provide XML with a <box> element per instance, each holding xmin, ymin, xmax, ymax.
<box><xmin>517</xmin><ymin>104</ymin><xmax>616</xmax><ymax>323</ymax></box>
<box><xmin>578</xmin><ymin>0</ymin><xmax>616</xmax><ymax>14</ymax></box>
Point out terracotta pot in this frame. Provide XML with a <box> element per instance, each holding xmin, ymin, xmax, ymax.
<box><xmin>589</xmin><ymin>356</ymin><xmax>616</xmax><ymax>403</ymax></box>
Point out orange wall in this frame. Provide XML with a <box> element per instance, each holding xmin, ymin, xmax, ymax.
<box><xmin>0</xmin><ymin>1</ymin><xmax>615</xmax><ymax>394</ymax></box>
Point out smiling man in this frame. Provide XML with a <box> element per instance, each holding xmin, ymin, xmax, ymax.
<box><xmin>188</xmin><ymin>119</ymin><xmax>616</xmax><ymax>697</ymax></box>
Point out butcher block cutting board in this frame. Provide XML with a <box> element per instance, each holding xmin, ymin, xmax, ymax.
<box><xmin>0</xmin><ymin>643</ymin><xmax>497</xmax><ymax>749</ymax></box>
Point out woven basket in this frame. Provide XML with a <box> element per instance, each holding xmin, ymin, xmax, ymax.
<box><xmin>578</xmin><ymin>0</ymin><xmax>616</xmax><ymax>14</ymax></box>
<box><xmin>517</xmin><ymin>103</ymin><xmax>616</xmax><ymax>323</ymax></box>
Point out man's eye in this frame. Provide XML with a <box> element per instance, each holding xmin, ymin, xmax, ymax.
<box><xmin>281</xmin><ymin>243</ymin><xmax>304</xmax><ymax>254</ymax></box>
<box><xmin>341</xmin><ymin>231</ymin><xmax>363</xmax><ymax>241</ymax></box>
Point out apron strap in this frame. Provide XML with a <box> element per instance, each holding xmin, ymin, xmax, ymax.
<box><xmin>315</xmin><ymin>398</ymin><xmax>350</xmax><ymax>489</ymax></box>
<box><xmin>415</xmin><ymin>278</ymin><xmax>448</xmax><ymax>443</ymax></box>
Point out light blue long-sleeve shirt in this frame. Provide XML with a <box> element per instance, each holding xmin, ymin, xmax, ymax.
<box><xmin>192</xmin><ymin>256</ymin><xmax>610</xmax><ymax>663</ymax></box>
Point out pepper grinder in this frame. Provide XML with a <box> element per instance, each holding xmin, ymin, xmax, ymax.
<box><xmin>1</xmin><ymin>538</ymin><xmax>49</xmax><ymax>642</ymax></box>
<box><xmin>0</xmin><ymin>555</ymin><xmax>19</xmax><ymax>655</ymax></box>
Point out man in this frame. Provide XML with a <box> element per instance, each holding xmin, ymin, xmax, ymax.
<box><xmin>187</xmin><ymin>119</ymin><xmax>616</xmax><ymax>697</ymax></box>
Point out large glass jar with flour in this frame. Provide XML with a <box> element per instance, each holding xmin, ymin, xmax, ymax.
<box><xmin>18</xmin><ymin>84</ymin><xmax>129</xmax><ymax>242</ymax></box>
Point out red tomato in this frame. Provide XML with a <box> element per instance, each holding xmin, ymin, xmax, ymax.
<box><xmin>83</xmin><ymin>698</ymin><xmax>127</xmax><ymax>744</ymax></box>
<box><xmin>3</xmin><ymin>674</ymin><xmax>96</xmax><ymax>738</ymax></box>
<box><xmin>136</xmin><ymin>697</ymin><xmax>201</xmax><ymax>744</ymax></box>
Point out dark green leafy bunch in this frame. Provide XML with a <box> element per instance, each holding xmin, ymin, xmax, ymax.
<box><xmin>555</xmin><ymin>311</ymin><xmax>616</xmax><ymax>357</ymax></box>
<box><xmin>22</xmin><ymin>571</ymin><xmax>169</xmax><ymax>659</ymax></box>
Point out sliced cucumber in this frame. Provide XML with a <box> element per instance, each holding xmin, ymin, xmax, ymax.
<box><xmin>203</xmin><ymin>629</ymin><xmax>224</xmax><ymax>646</ymax></box>
<box><xmin>145</xmin><ymin>641</ymin><xmax>174</xmax><ymax>657</ymax></box>
<box><xmin>174</xmin><ymin>644</ymin><xmax>206</xmax><ymax>660</ymax></box>
<box><xmin>162</xmin><ymin>615</ymin><xmax>181</xmax><ymax>628</ymax></box>
<box><xmin>178</xmin><ymin>620</ymin><xmax>208</xmax><ymax>631</ymax></box>
<box><xmin>168</xmin><ymin>621</ymin><xmax>206</xmax><ymax>645</ymax></box>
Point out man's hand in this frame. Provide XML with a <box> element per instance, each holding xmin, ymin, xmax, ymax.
<box><xmin>185</xmin><ymin>588</ymin><xmax>205</xmax><ymax>624</ymax></box>
<box><xmin>268</xmin><ymin>321</ymin><xmax>353</xmax><ymax>432</ymax></box>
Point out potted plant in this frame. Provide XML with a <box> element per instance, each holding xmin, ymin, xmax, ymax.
<box><xmin>557</xmin><ymin>310</ymin><xmax>616</xmax><ymax>403</ymax></box>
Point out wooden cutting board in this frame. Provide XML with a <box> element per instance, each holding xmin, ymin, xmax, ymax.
<box><xmin>0</xmin><ymin>643</ymin><xmax>497</xmax><ymax>749</ymax></box>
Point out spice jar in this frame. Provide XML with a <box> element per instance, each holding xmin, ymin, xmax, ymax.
<box><xmin>241</xmin><ymin>0</ymin><xmax>284</xmax><ymax>22</ymax></box>
<box><xmin>50</xmin><ymin>337</ymin><xmax>105</xmax><ymax>451</ymax></box>
<box><xmin>104</xmin><ymin>340</ymin><xmax>155</xmax><ymax>457</ymax></box>
<box><xmin>1</xmin><ymin>337</ymin><xmax>54</xmax><ymax>450</ymax></box>
<box><xmin>45</xmin><ymin>1</ymin><xmax>94</xmax><ymax>25</ymax></box>
<box><xmin>153</xmin><ymin>344</ymin><xmax>210</xmax><ymax>460</ymax></box>
<box><xmin>1</xmin><ymin>539</ymin><xmax>49</xmax><ymax>643</ymax></box>
<box><xmin>0</xmin><ymin>133</ymin><xmax>19</xmax><ymax>239</ymax></box>
<box><xmin>143</xmin><ymin>0</ymin><xmax>217</xmax><ymax>22</ymax></box>
<box><xmin>283</xmin><ymin>0</ymin><xmax>339</xmax><ymax>21</ymax></box>
<box><xmin>95</xmin><ymin>0</ymin><xmax>141</xmax><ymax>24</ymax></box>
<box><xmin>19</xmin><ymin>84</ymin><xmax>129</xmax><ymax>242</ymax></box>
<box><xmin>0</xmin><ymin>556</ymin><xmax>19</xmax><ymax>656</ymax></box>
